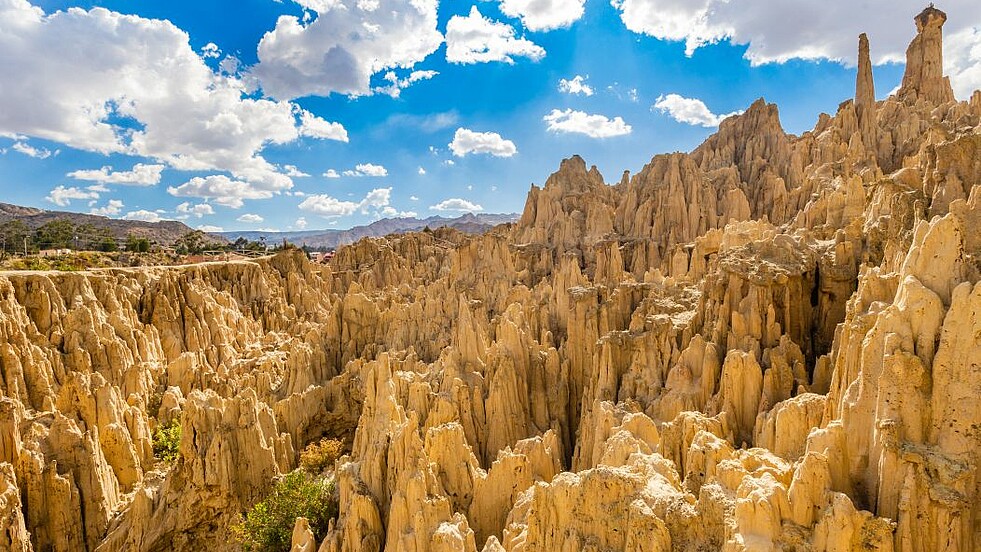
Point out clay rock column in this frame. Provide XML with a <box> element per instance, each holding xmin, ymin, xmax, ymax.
<box><xmin>897</xmin><ymin>5</ymin><xmax>955</xmax><ymax>105</ymax></box>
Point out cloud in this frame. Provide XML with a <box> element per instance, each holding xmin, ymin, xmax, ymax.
<box><xmin>374</xmin><ymin>70</ymin><xmax>439</xmax><ymax>98</ymax></box>
<box><xmin>299</xmin><ymin>186</ymin><xmax>410</xmax><ymax>219</ymax></box>
<box><xmin>294</xmin><ymin>217</ymin><xmax>307</xmax><ymax>229</ymax></box>
<box><xmin>417</xmin><ymin>166</ymin><xmax>426</xmax><ymax>175</ymax></box>
<box><xmin>446</xmin><ymin>6</ymin><xmax>545</xmax><ymax>64</ymax></box>
<box><xmin>558</xmin><ymin>75</ymin><xmax>594</xmax><ymax>96</ymax></box>
<box><xmin>297</xmin><ymin>108</ymin><xmax>349</xmax><ymax>141</ymax></box>
<box><xmin>360</xmin><ymin>187</ymin><xmax>391</xmax><ymax>209</ymax></box>
<box><xmin>498</xmin><ymin>0</ymin><xmax>586</xmax><ymax>31</ymax></box>
<box><xmin>282</xmin><ymin>164</ymin><xmax>310</xmax><ymax>177</ymax></box>
<box><xmin>653</xmin><ymin>94</ymin><xmax>742</xmax><ymax>127</ymax></box>
<box><xmin>253</xmin><ymin>0</ymin><xmax>443</xmax><ymax>98</ymax></box>
<box><xmin>429</xmin><ymin>198</ymin><xmax>483</xmax><ymax>212</ymax></box>
<box><xmin>167</xmin><ymin>175</ymin><xmax>274</xmax><ymax>208</ymax></box>
<box><xmin>12</xmin><ymin>141</ymin><xmax>54</xmax><ymax>159</ymax></box>
<box><xmin>176</xmin><ymin>201</ymin><xmax>215</xmax><ymax>218</ymax></box>
<box><xmin>323</xmin><ymin>169</ymin><xmax>340</xmax><ymax>178</ymax></box>
<box><xmin>342</xmin><ymin>163</ymin><xmax>388</xmax><ymax>177</ymax></box>
<box><xmin>543</xmin><ymin>109</ymin><xmax>632</xmax><ymax>138</ymax></box>
<box><xmin>0</xmin><ymin>1</ymin><xmax>347</xmax><ymax>198</ymax></box>
<box><xmin>299</xmin><ymin>195</ymin><xmax>359</xmax><ymax>217</ymax></box>
<box><xmin>449</xmin><ymin>128</ymin><xmax>517</xmax><ymax>157</ymax></box>
<box><xmin>946</xmin><ymin>26</ymin><xmax>981</xmax><ymax>100</ymax></box>
<box><xmin>89</xmin><ymin>199</ymin><xmax>124</xmax><ymax>216</ymax></box>
<box><xmin>409</xmin><ymin>195</ymin><xmax>419</xmax><ymax>201</ymax></box>
<box><xmin>237</xmin><ymin>213</ymin><xmax>264</xmax><ymax>223</ymax></box>
<box><xmin>46</xmin><ymin>185</ymin><xmax>100</xmax><ymax>206</ymax></box>
<box><xmin>67</xmin><ymin>163</ymin><xmax>164</xmax><ymax>186</ymax></box>
<box><xmin>197</xmin><ymin>224</ymin><xmax>224</xmax><ymax>232</ymax></box>
<box><xmin>610</xmin><ymin>0</ymin><xmax>981</xmax><ymax>98</ymax></box>
<box><xmin>201</xmin><ymin>42</ymin><xmax>220</xmax><ymax>59</ymax></box>
<box><xmin>122</xmin><ymin>209</ymin><xmax>163</xmax><ymax>222</ymax></box>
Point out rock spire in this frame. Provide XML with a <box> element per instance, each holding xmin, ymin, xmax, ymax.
<box><xmin>856</xmin><ymin>33</ymin><xmax>877</xmax><ymax>150</ymax></box>
<box><xmin>897</xmin><ymin>4</ymin><xmax>955</xmax><ymax>104</ymax></box>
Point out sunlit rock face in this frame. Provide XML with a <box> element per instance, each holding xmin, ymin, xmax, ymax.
<box><xmin>2</xmin><ymin>6</ymin><xmax>981</xmax><ymax>552</ymax></box>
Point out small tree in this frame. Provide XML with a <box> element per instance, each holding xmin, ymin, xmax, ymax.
<box><xmin>175</xmin><ymin>231</ymin><xmax>207</xmax><ymax>255</ymax></box>
<box><xmin>98</xmin><ymin>236</ymin><xmax>119</xmax><ymax>252</ymax></box>
<box><xmin>233</xmin><ymin>470</ymin><xmax>337</xmax><ymax>552</ymax></box>
<box><xmin>35</xmin><ymin>219</ymin><xmax>75</xmax><ymax>249</ymax></box>
<box><xmin>0</xmin><ymin>220</ymin><xmax>28</xmax><ymax>256</ymax></box>
<box><xmin>299</xmin><ymin>438</ymin><xmax>344</xmax><ymax>474</ymax></box>
<box><xmin>126</xmin><ymin>235</ymin><xmax>151</xmax><ymax>253</ymax></box>
<box><xmin>152</xmin><ymin>418</ymin><xmax>181</xmax><ymax>464</ymax></box>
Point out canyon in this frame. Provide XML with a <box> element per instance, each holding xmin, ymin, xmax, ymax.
<box><xmin>1</xmin><ymin>6</ymin><xmax>980</xmax><ymax>551</ymax></box>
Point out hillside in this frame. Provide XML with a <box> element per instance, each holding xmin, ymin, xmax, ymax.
<box><xmin>219</xmin><ymin>212</ymin><xmax>518</xmax><ymax>249</ymax></box>
<box><xmin>0</xmin><ymin>7</ymin><xmax>979</xmax><ymax>552</ymax></box>
<box><xmin>0</xmin><ymin>202</ymin><xmax>225</xmax><ymax>245</ymax></box>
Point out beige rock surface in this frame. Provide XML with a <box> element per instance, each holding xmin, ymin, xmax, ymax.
<box><xmin>0</xmin><ymin>6</ymin><xmax>979</xmax><ymax>552</ymax></box>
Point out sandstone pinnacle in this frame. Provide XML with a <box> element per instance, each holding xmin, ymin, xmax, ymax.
<box><xmin>897</xmin><ymin>4</ymin><xmax>955</xmax><ymax>104</ymax></box>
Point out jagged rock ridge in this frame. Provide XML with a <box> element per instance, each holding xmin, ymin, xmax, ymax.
<box><xmin>0</xmin><ymin>5</ymin><xmax>979</xmax><ymax>552</ymax></box>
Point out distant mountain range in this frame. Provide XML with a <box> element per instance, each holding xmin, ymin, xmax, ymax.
<box><xmin>219</xmin><ymin>213</ymin><xmax>519</xmax><ymax>249</ymax></box>
<box><xmin>0</xmin><ymin>202</ymin><xmax>221</xmax><ymax>245</ymax></box>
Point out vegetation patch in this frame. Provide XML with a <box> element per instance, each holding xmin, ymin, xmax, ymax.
<box><xmin>299</xmin><ymin>438</ymin><xmax>344</xmax><ymax>475</ymax></box>
<box><xmin>233</xmin><ymin>470</ymin><xmax>338</xmax><ymax>552</ymax></box>
<box><xmin>152</xmin><ymin>418</ymin><xmax>182</xmax><ymax>464</ymax></box>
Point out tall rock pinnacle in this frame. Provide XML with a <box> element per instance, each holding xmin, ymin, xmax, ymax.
<box><xmin>855</xmin><ymin>34</ymin><xmax>875</xmax><ymax>110</ymax></box>
<box><xmin>897</xmin><ymin>4</ymin><xmax>955</xmax><ymax>104</ymax></box>
<box><xmin>855</xmin><ymin>33</ymin><xmax>877</xmax><ymax>150</ymax></box>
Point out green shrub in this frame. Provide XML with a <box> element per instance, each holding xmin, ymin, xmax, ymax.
<box><xmin>299</xmin><ymin>438</ymin><xmax>344</xmax><ymax>474</ymax></box>
<box><xmin>233</xmin><ymin>470</ymin><xmax>338</xmax><ymax>552</ymax></box>
<box><xmin>152</xmin><ymin>418</ymin><xmax>181</xmax><ymax>463</ymax></box>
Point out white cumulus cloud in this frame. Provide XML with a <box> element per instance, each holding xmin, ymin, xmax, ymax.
<box><xmin>299</xmin><ymin>186</ymin><xmax>411</xmax><ymax>219</ymax></box>
<box><xmin>449</xmin><ymin>128</ymin><xmax>517</xmax><ymax>157</ymax></box>
<box><xmin>374</xmin><ymin>70</ymin><xmax>439</xmax><ymax>98</ymax></box>
<box><xmin>499</xmin><ymin>0</ymin><xmax>586</xmax><ymax>31</ymax></box>
<box><xmin>46</xmin><ymin>185</ymin><xmax>99</xmax><ymax>206</ymax></box>
<box><xmin>543</xmin><ymin>109</ymin><xmax>632</xmax><ymax>138</ymax></box>
<box><xmin>237</xmin><ymin>213</ymin><xmax>264</xmax><ymax>223</ymax></box>
<box><xmin>253</xmin><ymin>0</ymin><xmax>443</xmax><ymax>98</ymax></box>
<box><xmin>446</xmin><ymin>6</ymin><xmax>545</xmax><ymax>65</ymax></box>
<box><xmin>323</xmin><ymin>169</ymin><xmax>340</xmax><ymax>178</ymax></box>
<box><xmin>342</xmin><ymin>163</ymin><xmax>388</xmax><ymax>177</ymax></box>
<box><xmin>67</xmin><ymin>163</ymin><xmax>164</xmax><ymax>186</ymax></box>
<box><xmin>12</xmin><ymin>141</ymin><xmax>54</xmax><ymax>158</ymax></box>
<box><xmin>175</xmin><ymin>202</ymin><xmax>215</xmax><ymax>218</ymax></box>
<box><xmin>89</xmin><ymin>199</ymin><xmax>124</xmax><ymax>216</ymax></box>
<box><xmin>297</xmin><ymin>108</ymin><xmax>349</xmax><ymax>141</ymax></box>
<box><xmin>282</xmin><ymin>164</ymin><xmax>310</xmax><ymax>177</ymax></box>
<box><xmin>122</xmin><ymin>209</ymin><xmax>163</xmax><ymax>223</ymax></box>
<box><xmin>653</xmin><ymin>94</ymin><xmax>742</xmax><ymax>127</ymax></box>
<box><xmin>430</xmin><ymin>198</ymin><xmax>484</xmax><ymax>212</ymax></box>
<box><xmin>0</xmin><ymin>1</ymin><xmax>347</xmax><ymax>199</ymax></box>
<box><xmin>611</xmin><ymin>0</ymin><xmax>981</xmax><ymax>98</ymax></box>
<box><xmin>299</xmin><ymin>195</ymin><xmax>360</xmax><ymax>218</ymax></box>
<box><xmin>558</xmin><ymin>75</ymin><xmax>594</xmax><ymax>96</ymax></box>
<box><xmin>294</xmin><ymin>217</ymin><xmax>308</xmax><ymax>229</ymax></box>
<box><xmin>168</xmin><ymin>175</ymin><xmax>274</xmax><ymax>208</ymax></box>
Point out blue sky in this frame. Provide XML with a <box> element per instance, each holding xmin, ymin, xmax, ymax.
<box><xmin>0</xmin><ymin>0</ymin><xmax>978</xmax><ymax>232</ymax></box>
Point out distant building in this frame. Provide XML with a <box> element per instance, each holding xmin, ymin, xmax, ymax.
<box><xmin>311</xmin><ymin>251</ymin><xmax>335</xmax><ymax>264</ymax></box>
<box><xmin>38</xmin><ymin>248</ymin><xmax>72</xmax><ymax>258</ymax></box>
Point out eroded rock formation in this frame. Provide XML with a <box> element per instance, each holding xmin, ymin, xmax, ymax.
<box><xmin>0</xmin><ymin>5</ymin><xmax>979</xmax><ymax>552</ymax></box>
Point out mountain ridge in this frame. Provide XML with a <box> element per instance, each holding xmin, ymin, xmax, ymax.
<box><xmin>219</xmin><ymin>212</ymin><xmax>519</xmax><ymax>248</ymax></box>
<box><xmin>0</xmin><ymin>202</ymin><xmax>226</xmax><ymax>245</ymax></box>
